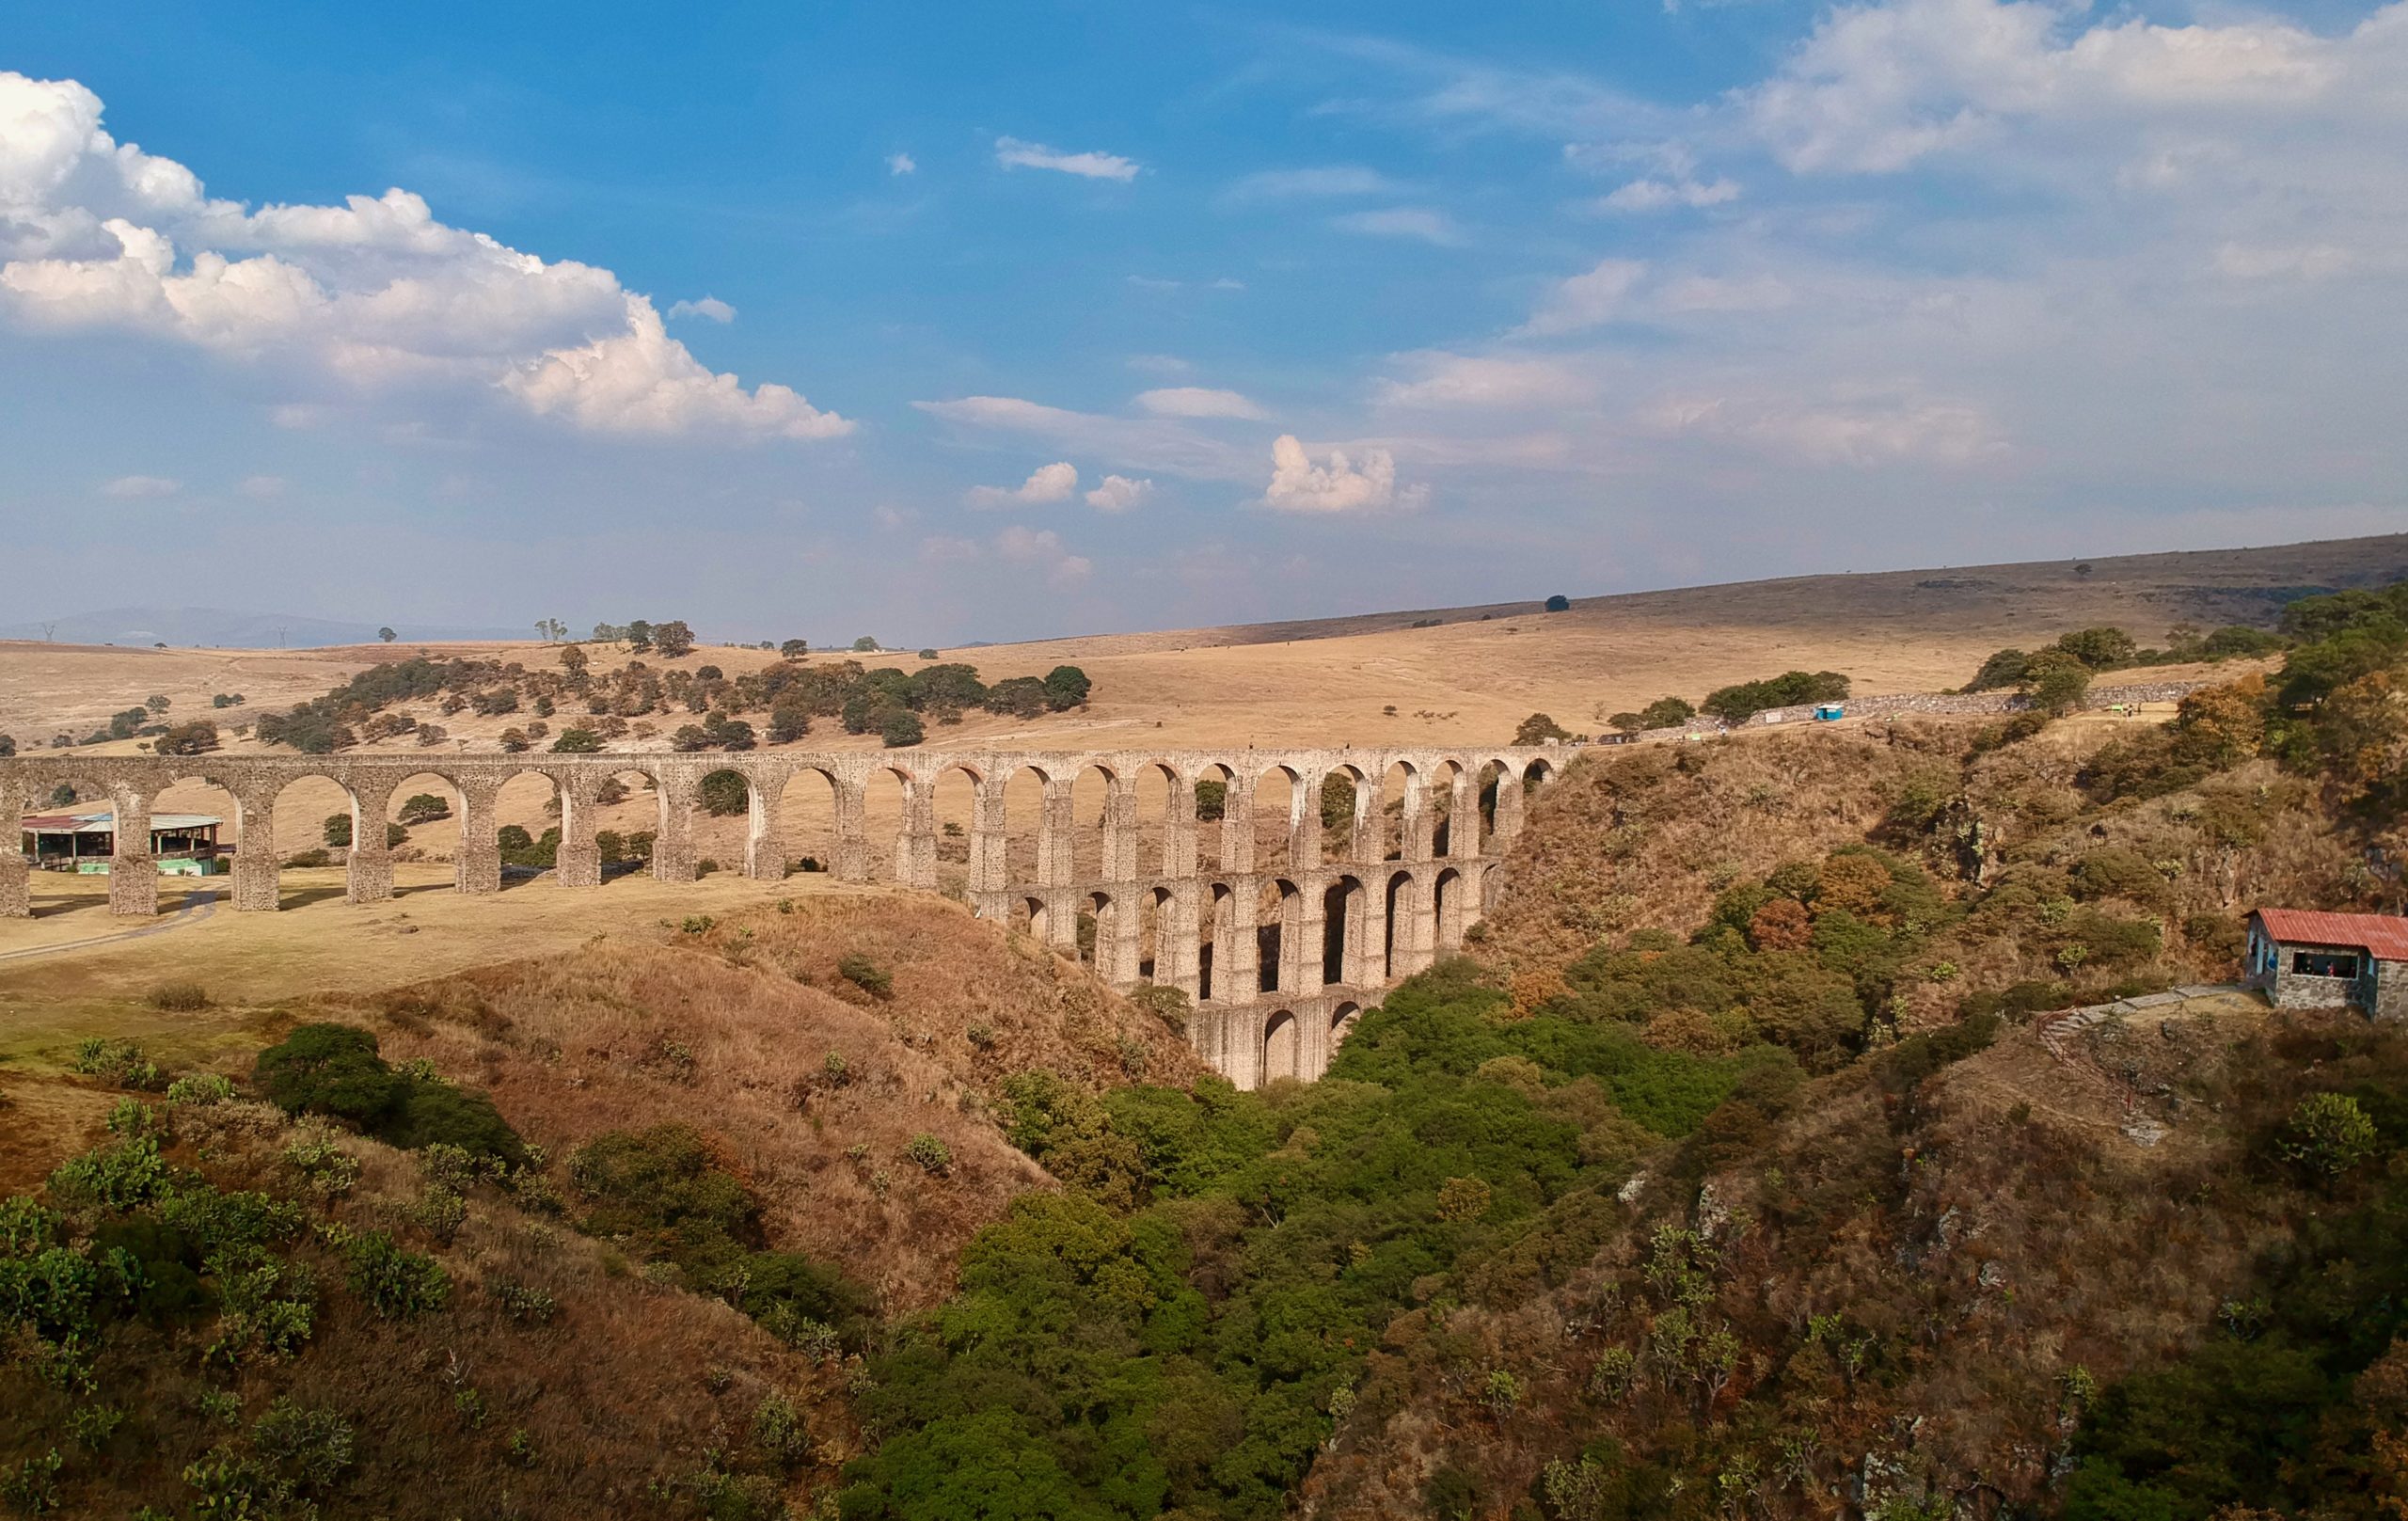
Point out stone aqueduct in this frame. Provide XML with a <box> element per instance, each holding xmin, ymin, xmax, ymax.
<box><xmin>1</xmin><ymin>747</ymin><xmax>1561</xmax><ymax>1089</ymax></box>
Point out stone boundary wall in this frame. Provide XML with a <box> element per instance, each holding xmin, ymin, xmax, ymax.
<box><xmin>1742</xmin><ymin>678</ymin><xmax>2218</xmax><ymax>728</ymax></box>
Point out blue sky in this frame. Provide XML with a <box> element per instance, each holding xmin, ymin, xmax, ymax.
<box><xmin>5</xmin><ymin>0</ymin><xmax>2404</xmax><ymax>643</ymax></box>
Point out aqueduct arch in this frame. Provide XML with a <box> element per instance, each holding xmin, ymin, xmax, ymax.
<box><xmin>2</xmin><ymin>743</ymin><xmax>1563</xmax><ymax>1087</ymax></box>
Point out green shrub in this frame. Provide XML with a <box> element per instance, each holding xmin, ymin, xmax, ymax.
<box><xmin>2277</xmin><ymin>1092</ymin><xmax>2379</xmax><ymax>1179</ymax></box>
<box><xmin>383</xmin><ymin>1081</ymin><xmax>526</xmax><ymax>1164</ymax></box>
<box><xmin>255</xmin><ymin>1024</ymin><xmax>405</xmax><ymax>1127</ymax></box>
<box><xmin>838</xmin><ymin>955</ymin><xmax>893</xmax><ymax>997</ymax></box>
<box><xmin>343</xmin><ymin>1229</ymin><xmax>450</xmax><ymax>1318</ymax></box>
<box><xmin>904</xmin><ymin>1134</ymin><xmax>952</xmax><ymax>1175</ymax></box>
<box><xmin>71</xmin><ymin>1038</ymin><xmax>162</xmax><ymax>1091</ymax></box>
<box><xmin>166</xmin><ymin>1072</ymin><xmax>236</xmax><ymax>1106</ymax></box>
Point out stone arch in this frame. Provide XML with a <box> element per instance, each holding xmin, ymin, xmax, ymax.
<box><xmin>1430</xmin><ymin>757</ymin><xmax>1473</xmax><ymax>858</ymax></box>
<box><xmin>1194</xmin><ymin>760</ymin><xmax>1243</xmax><ymax>874</ymax></box>
<box><xmin>1323</xmin><ymin>761</ymin><xmax>1378</xmax><ymax>864</ymax></box>
<box><xmin>1001</xmin><ymin>761</ymin><xmax>1058</xmax><ymax>888</ymax></box>
<box><xmin>1069</xmin><ymin>760</ymin><xmax>1122</xmax><ymax>880</ymax></box>
<box><xmin>1017</xmin><ymin>894</ymin><xmax>1051</xmax><ymax>943</ymax></box>
<box><xmin>769</xmin><ymin>764</ymin><xmax>841</xmax><ymax>878</ymax></box>
<box><xmin>1330</xmin><ymin>1001</ymin><xmax>1362</xmax><ymax>1055</ymax></box>
<box><xmin>1201</xmin><ymin>880</ymin><xmax>1235</xmax><ymax>1001</ymax></box>
<box><xmin>1262</xmin><ymin>1009</ymin><xmax>1301</xmax><ymax>1085</ymax></box>
<box><xmin>1377</xmin><ymin>758</ymin><xmax>1422</xmax><ymax>863</ymax></box>
<box><xmin>1323</xmin><ymin>873</ymin><xmax>1370</xmax><ymax>986</ymax></box>
<box><xmin>1434</xmin><ymin>865</ymin><xmax>1466</xmax><ymax>953</ymax></box>
<box><xmin>1260</xmin><ymin>877</ymin><xmax>1305</xmax><ymax>994</ymax></box>
<box><xmin>1133</xmin><ymin>758</ymin><xmax>1193</xmax><ymax>878</ymax></box>
<box><xmin>1255</xmin><ymin>763</ymin><xmax>1301</xmax><ymax>874</ymax></box>
<box><xmin>1383</xmin><ymin>868</ymin><xmax>1424</xmax><ymax>979</ymax></box>
<box><xmin>927</xmin><ymin>758</ymin><xmax>988</xmax><ymax>896</ymax></box>
<box><xmin>20</xmin><ymin>767</ymin><xmax>174</xmax><ymax>916</ymax></box>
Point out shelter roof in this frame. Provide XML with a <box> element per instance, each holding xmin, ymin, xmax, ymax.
<box><xmin>2252</xmin><ymin>908</ymin><xmax>2408</xmax><ymax>961</ymax></box>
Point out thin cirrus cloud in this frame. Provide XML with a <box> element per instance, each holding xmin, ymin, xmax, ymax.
<box><xmin>994</xmin><ymin>135</ymin><xmax>1140</xmax><ymax>182</ymax></box>
<box><xmin>100</xmin><ymin>474</ymin><xmax>180</xmax><ymax>499</ymax></box>
<box><xmin>1134</xmin><ymin>387</ymin><xmax>1267</xmax><ymax>420</ymax></box>
<box><xmin>1224</xmin><ymin>166</ymin><xmax>1400</xmax><ymax>200</ymax></box>
<box><xmin>1330</xmin><ymin>207</ymin><xmax>1465</xmax><ymax>246</ymax></box>
<box><xmin>913</xmin><ymin>395</ymin><xmax>1256</xmax><ymax>481</ymax></box>
<box><xmin>963</xmin><ymin>461</ymin><xmax>1078</xmax><ymax>507</ymax></box>
<box><xmin>1517</xmin><ymin>258</ymin><xmax>1647</xmax><ymax>336</ymax></box>
<box><xmin>0</xmin><ymin>70</ymin><xmax>849</xmax><ymax>443</ymax></box>
<box><xmin>1597</xmin><ymin>177</ymin><xmax>1741</xmax><ymax>212</ymax></box>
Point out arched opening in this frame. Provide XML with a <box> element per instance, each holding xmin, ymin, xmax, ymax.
<box><xmin>1330</xmin><ymin>1002</ymin><xmax>1362</xmax><ymax>1055</ymax></box>
<box><xmin>1082</xmin><ymin>889</ymin><xmax>1118</xmax><ymax>977</ymax></box>
<box><xmin>1434</xmin><ymin>866</ymin><xmax>1464</xmax><ymax>953</ymax></box>
<box><xmin>1378</xmin><ymin>761</ymin><xmax>1416</xmax><ymax>862</ymax></box>
<box><xmin>1323</xmin><ymin>875</ymin><xmax>1366</xmax><ymax>986</ymax></box>
<box><xmin>1262</xmin><ymin>1010</ymin><xmax>1300</xmax><ymax>1085</ymax></box>
<box><xmin>1071</xmin><ymin>763</ymin><xmax>1118</xmax><ymax>880</ymax></box>
<box><xmin>1476</xmin><ymin>761</ymin><xmax>1507</xmax><ymax>843</ymax></box>
<box><xmin>1002</xmin><ymin>764</ymin><xmax>1053</xmax><ymax>887</ymax></box>
<box><xmin>1138</xmin><ymin>761</ymin><xmax>1184</xmax><ymax>878</ymax></box>
<box><xmin>1384</xmin><ymin>869</ymin><xmax>1418</xmax><ymax>979</ymax></box>
<box><xmin>1201</xmin><ymin>881</ymin><xmax>1233</xmax><ymax>1001</ymax></box>
<box><xmin>1014</xmin><ymin>895</ymin><xmax>1050</xmax><ymax>943</ymax></box>
<box><xmin>863</xmin><ymin>766</ymin><xmax>911</xmax><ymax>883</ymax></box>
<box><xmin>1255</xmin><ymin>766</ymin><xmax>1298</xmax><ymax>874</ymax></box>
<box><xmin>774</xmin><ymin>766</ymin><xmax>840</xmax><ymax>877</ymax></box>
<box><xmin>378</xmin><ymin>770</ymin><xmax>465</xmax><ymax>893</ymax></box>
<box><xmin>932</xmin><ymin>766</ymin><xmax>980</xmax><ymax>897</ymax></box>
<box><xmin>147</xmin><ymin>770</ymin><xmax>245</xmax><ymax>881</ymax></box>
<box><xmin>1195</xmin><ymin>762</ymin><xmax>1238</xmax><ymax>874</ymax></box>
<box><xmin>1431</xmin><ymin>759</ymin><xmax>1469</xmax><ymax>857</ymax></box>
<box><xmin>264</xmin><ymin>773</ymin><xmax>356</xmax><ymax>906</ymax></box>
<box><xmin>1523</xmin><ymin>757</ymin><xmax>1556</xmax><ymax>788</ymax></box>
<box><xmin>495</xmin><ymin>769</ymin><xmax>566</xmax><ymax>883</ymax></box>
<box><xmin>1259</xmin><ymin>878</ymin><xmax>1301</xmax><ymax>993</ymax></box>
<box><xmin>1323</xmin><ymin>764</ymin><xmax>1373</xmax><ymax>863</ymax></box>
<box><xmin>692</xmin><ymin>766</ymin><xmax>755</xmax><ymax>874</ymax></box>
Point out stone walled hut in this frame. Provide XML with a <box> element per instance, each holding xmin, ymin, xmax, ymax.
<box><xmin>2246</xmin><ymin>908</ymin><xmax>2408</xmax><ymax>1018</ymax></box>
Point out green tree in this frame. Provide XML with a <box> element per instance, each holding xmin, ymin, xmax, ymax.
<box><xmin>377</xmin><ymin>626</ymin><xmax>396</xmax><ymax>643</ymax></box>
<box><xmin>322</xmin><ymin>814</ymin><xmax>352</xmax><ymax>848</ymax></box>
<box><xmin>1194</xmin><ymin>779</ymin><xmax>1228</xmax><ymax>822</ymax></box>
<box><xmin>397</xmin><ymin>793</ymin><xmax>451</xmax><ymax>825</ymax></box>
<box><xmin>880</xmin><ymin>707</ymin><xmax>926</xmax><ymax>748</ymax></box>
<box><xmin>700</xmin><ymin>769</ymin><xmax>750</xmax><ymax>817</ymax></box>
<box><xmin>653</xmin><ymin>619</ymin><xmax>696</xmax><ymax>658</ymax></box>
<box><xmin>2024</xmin><ymin>649</ymin><xmax>2094</xmax><ymax>715</ymax></box>
<box><xmin>550</xmin><ymin>727</ymin><xmax>603</xmax><ymax>753</ymax></box>
<box><xmin>1639</xmin><ymin>696</ymin><xmax>1696</xmax><ymax>729</ymax></box>
<box><xmin>2056</xmin><ymin>626</ymin><xmax>2139</xmax><ymax>671</ymax></box>
<box><xmin>1043</xmin><ymin>665</ymin><xmax>1093</xmax><ymax>710</ymax></box>
<box><xmin>779</xmin><ymin>638</ymin><xmax>809</xmax><ymax>658</ymax></box>
<box><xmin>1545</xmin><ymin>594</ymin><xmax>1572</xmax><ymax>612</ymax></box>
<box><xmin>626</xmin><ymin>620</ymin><xmax>655</xmax><ymax>652</ymax></box>
<box><xmin>852</xmin><ymin>635</ymin><xmax>880</xmax><ymax>652</ymax></box>
<box><xmin>1515</xmin><ymin>712</ymin><xmax>1571</xmax><ymax>745</ymax></box>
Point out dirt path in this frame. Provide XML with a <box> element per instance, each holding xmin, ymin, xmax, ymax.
<box><xmin>0</xmin><ymin>888</ymin><xmax>217</xmax><ymax>963</ymax></box>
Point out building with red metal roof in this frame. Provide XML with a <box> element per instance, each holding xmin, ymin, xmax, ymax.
<box><xmin>2246</xmin><ymin>907</ymin><xmax>2408</xmax><ymax>1018</ymax></box>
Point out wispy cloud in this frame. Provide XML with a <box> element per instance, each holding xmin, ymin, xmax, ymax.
<box><xmin>668</xmin><ymin>295</ymin><xmax>736</xmax><ymax>323</ymax></box>
<box><xmin>1135</xmin><ymin>387</ymin><xmax>1267</xmax><ymax>420</ymax></box>
<box><xmin>1225</xmin><ymin>165</ymin><xmax>1400</xmax><ymax>200</ymax></box>
<box><xmin>995</xmin><ymin>135</ymin><xmax>1140</xmax><ymax>182</ymax></box>
<box><xmin>100</xmin><ymin>474</ymin><xmax>180</xmax><ymax>499</ymax></box>
<box><xmin>1331</xmin><ymin>207</ymin><xmax>1465</xmax><ymax>246</ymax></box>
<box><xmin>886</xmin><ymin>151</ymin><xmax>917</xmax><ymax>176</ymax></box>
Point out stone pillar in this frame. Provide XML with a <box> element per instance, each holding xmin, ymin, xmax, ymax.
<box><xmin>744</xmin><ymin>771</ymin><xmax>787</xmax><ymax>882</ymax></box>
<box><xmin>1161</xmin><ymin>880</ymin><xmax>1202</xmax><ymax>999</ymax></box>
<box><xmin>651</xmin><ymin>771</ymin><xmax>699</xmax><ymax>883</ymax></box>
<box><xmin>344</xmin><ymin>780</ymin><xmax>395</xmax><ymax>906</ymax></box>
<box><xmin>1276</xmin><ymin>885</ymin><xmax>1326</xmax><ymax>996</ymax></box>
<box><xmin>1101</xmin><ymin>893</ymin><xmax>1142</xmax><ymax>988</ymax></box>
<box><xmin>1492</xmin><ymin>768</ymin><xmax>1527</xmax><ymax>850</ymax></box>
<box><xmin>1349</xmin><ymin>880</ymin><xmax>1384</xmax><ymax>988</ymax></box>
<box><xmin>454</xmin><ymin>779</ymin><xmax>502</xmax><ymax>895</ymax></box>
<box><xmin>1347</xmin><ymin>773</ymin><xmax>1383</xmax><ymax>865</ymax></box>
<box><xmin>1214</xmin><ymin>885</ymin><xmax>1259</xmax><ymax>1003</ymax></box>
<box><xmin>1045</xmin><ymin>887</ymin><xmax>1083</xmax><ymax>955</ymax></box>
<box><xmin>1394</xmin><ymin>870</ymin><xmax>1435</xmax><ymax>977</ymax></box>
<box><xmin>1102</xmin><ymin>775</ymin><xmax>1139</xmax><ymax>881</ymax></box>
<box><xmin>1449</xmin><ymin>768</ymin><xmax>1481</xmax><ymax>860</ymax></box>
<box><xmin>1224</xmin><ymin>1006</ymin><xmax>1264</xmax><ymax>1092</ymax></box>
<box><xmin>1402</xmin><ymin>769</ymin><xmax>1434</xmax><ymax>863</ymax></box>
<box><xmin>0</xmin><ymin>784</ymin><xmax>26</xmax><ymax>919</ymax></box>
<box><xmin>556</xmin><ymin>778</ymin><xmax>602</xmax><ymax>889</ymax></box>
<box><xmin>230</xmin><ymin>786</ymin><xmax>281</xmax><ymax>911</ymax></box>
<box><xmin>106</xmin><ymin>784</ymin><xmax>159</xmax><ymax>917</ymax></box>
<box><xmin>896</xmin><ymin>778</ymin><xmax>938</xmax><ymax>891</ymax></box>
<box><xmin>969</xmin><ymin>774</ymin><xmax>1009</xmax><ymax>917</ymax></box>
<box><xmin>1038</xmin><ymin>776</ymin><xmax>1077</xmax><ymax>886</ymax></box>
<box><xmin>1218</xmin><ymin>772</ymin><xmax>1255</xmax><ymax>874</ymax></box>
<box><xmin>1287</xmin><ymin>767</ymin><xmax>1323</xmax><ymax>870</ymax></box>
<box><xmin>1161</xmin><ymin>773</ymin><xmax>1197</xmax><ymax>879</ymax></box>
<box><xmin>832</xmin><ymin>779</ymin><xmax>870</xmax><ymax>883</ymax></box>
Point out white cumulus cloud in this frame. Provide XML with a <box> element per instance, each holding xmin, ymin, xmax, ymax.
<box><xmin>886</xmin><ymin>152</ymin><xmax>917</xmax><ymax>176</ymax></box>
<box><xmin>964</xmin><ymin>460</ymin><xmax>1079</xmax><ymax>507</ymax></box>
<box><xmin>0</xmin><ymin>70</ymin><xmax>848</xmax><ymax>442</ymax></box>
<box><xmin>1085</xmin><ymin>474</ymin><xmax>1154</xmax><ymax>511</ymax></box>
<box><xmin>667</xmin><ymin>295</ymin><xmax>735</xmax><ymax>323</ymax></box>
<box><xmin>1599</xmin><ymin>177</ymin><xmax>1742</xmax><ymax>212</ymax></box>
<box><xmin>994</xmin><ymin>136</ymin><xmax>1140</xmax><ymax>182</ymax></box>
<box><xmin>1260</xmin><ymin>435</ymin><xmax>1420</xmax><ymax>513</ymax></box>
<box><xmin>1135</xmin><ymin>387</ymin><xmax>1267</xmax><ymax>420</ymax></box>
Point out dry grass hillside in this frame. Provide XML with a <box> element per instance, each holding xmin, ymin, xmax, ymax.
<box><xmin>8</xmin><ymin>532</ymin><xmax>2401</xmax><ymax>759</ymax></box>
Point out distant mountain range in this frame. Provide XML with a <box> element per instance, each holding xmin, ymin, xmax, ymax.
<box><xmin>0</xmin><ymin>607</ymin><xmax>531</xmax><ymax>648</ymax></box>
